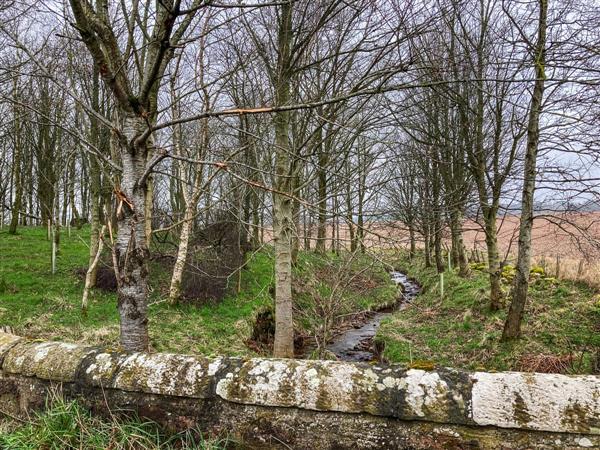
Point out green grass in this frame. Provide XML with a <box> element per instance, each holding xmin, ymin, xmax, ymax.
<box><xmin>0</xmin><ymin>394</ymin><xmax>227</xmax><ymax>449</ymax></box>
<box><xmin>0</xmin><ymin>226</ymin><xmax>275</xmax><ymax>356</ymax></box>
<box><xmin>0</xmin><ymin>226</ymin><xmax>395</xmax><ymax>356</ymax></box>
<box><xmin>377</xmin><ymin>252</ymin><xmax>599</xmax><ymax>373</ymax></box>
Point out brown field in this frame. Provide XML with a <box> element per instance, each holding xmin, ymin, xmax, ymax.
<box><xmin>461</xmin><ymin>212</ymin><xmax>600</xmax><ymax>287</ymax></box>
<box><xmin>277</xmin><ymin>212</ymin><xmax>600</xmax><ymax>287</ymax></box>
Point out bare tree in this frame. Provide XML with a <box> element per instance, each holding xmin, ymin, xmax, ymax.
<box><xmin>503</xmin><ymin>0</ymin><xmax>549</xmax><ymax>339</ymax></box>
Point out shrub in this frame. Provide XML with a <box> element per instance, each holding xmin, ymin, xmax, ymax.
<box><xmin>530</xmin><ymin>266</ymin><xmax>546</xmax><ymax>276</ymax></box>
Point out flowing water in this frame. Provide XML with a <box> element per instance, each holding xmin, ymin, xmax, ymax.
<box><xmin>324</xmin><ymin>271</ymin><xmax>421</xmax><ymax>362</ymax></box>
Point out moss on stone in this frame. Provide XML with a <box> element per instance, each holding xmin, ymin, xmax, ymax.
<box><xmin>513</xmin><ymin>392</ymin><xmax>532</xmax><ymax>426</ymax></box>
<box><xmin>562</xmin><ymin>402</ymin><xmax>591</xmax><ymax>433</ymax></box>
<box><xmin>409</xmin><ymin>360</ymin><xmax>436</xmax><ymax>371</ymax></box>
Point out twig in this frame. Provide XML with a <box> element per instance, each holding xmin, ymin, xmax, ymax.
<box><xmin>0</xmin><ymin>407</ymin><xmax>27</xmax><ymax>423</ymax></box>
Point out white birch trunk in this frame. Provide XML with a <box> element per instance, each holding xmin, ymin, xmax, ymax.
<box><xmin>114</xmin><ymin>115</ymin><xmax>151</xmax><ymax>352</ymax></box>
<box><xmin>168</xmin><ymin>174</ymin><xmax>202</xmax><ymax>305</ymax></box>
<box><xmin>82</xmin><ymin>225</ymin><xmax>106</xmax><ymax>313</ymax></box>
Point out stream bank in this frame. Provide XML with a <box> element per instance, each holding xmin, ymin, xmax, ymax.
<box><xmin>301</xmin><ymin>271</ymin><xmax>421</xmax><ymax>362</ymax></box>
<box><xmin>379</xmin><ymin>255</ymin><xmax>600</xmax><ymax>374</ymax></box>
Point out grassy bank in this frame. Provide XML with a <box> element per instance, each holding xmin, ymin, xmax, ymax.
<box><xmin>377</xmin><ymin>253</ymin><xmax>599</xmax><ymax>373</ymax></box>
<box><xmin>0</xmin><ymin>226</ymin><xmax>395</xmax><ymax>356</ymax></box>
<box><xmin>0</xmin><ymin>395</ymin><xmax>226</xmax><ymax>449</ymax></box>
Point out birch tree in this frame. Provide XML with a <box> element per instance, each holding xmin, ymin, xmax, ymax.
<box><xmin>68</xmin><ymin>0</ymin><xmax>204</xmax><ymax>351</ymax></box>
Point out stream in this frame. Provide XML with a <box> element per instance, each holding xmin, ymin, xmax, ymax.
<box><xmin>323</xmin><ymin>271</ymin><xmax>421</xmax><ymax>362</ymax></box>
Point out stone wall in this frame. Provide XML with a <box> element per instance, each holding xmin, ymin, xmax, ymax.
<box><xmin>0</xmin><ymin>332</ymin><xmax>598</xmax><ymax>449</ymax></box>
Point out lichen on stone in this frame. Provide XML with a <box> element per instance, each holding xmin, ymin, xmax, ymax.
<box><xmin>0</xmin><ymin>332</ymin><xmax>22</xmax><ymax>365</ymax></box>
<box><xmin>3</xmin><ymin>340</ymin><xmax>96</xmax><ymax>382</ymax></box>
<box><xmin>112</xmin><ymin>352</ymin><xmax>217</xmax><ymax>398</ymax></box>
<box><xmin>472</xmin><ymin>371</ymin><xmax>600</xmax><ymax>435</ymax></box>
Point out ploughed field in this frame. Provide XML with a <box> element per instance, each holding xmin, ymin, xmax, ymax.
<box><xmin>295</xmin><ymin>213</ymin><xmax>600</xmax><ymax>287</ymax></box>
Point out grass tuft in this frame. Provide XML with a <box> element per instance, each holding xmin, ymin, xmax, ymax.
<box><xmin>0</xmin><ymin>393</ymin><xmax>227</xmax><ymax>449</ymax></box>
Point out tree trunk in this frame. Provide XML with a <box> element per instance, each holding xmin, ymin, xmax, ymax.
<box><xmin>273</xmin><ymin>189</ymin><xmax>294</xmax><ymax>358</ymax></box>
<box><xmin>431</xmin><ymin>157</ymin><xmax>444</xmax><ymax>273</ymax></box>
<box><xmin>169</xmin><ymin>173</ymin><xmax>203</xmax><ymax>305</ymax></box>
<box><xmin>503</xmin><ymin>0</ymin><xmax>548</xmax><ymax>340</ymax></box>
<box><xmin>167</xmin><ymin>85</ymin><xmax>206</xmax><ymax>305</ymax></box>
<box><xmin>87</xmin><ymin>156</ymin><xmax>101</xmax><ymax>287</ymax></box>
<box><xmin>357</xmin><ymin>181</ymin><xmax>365</xmax><ymax>253</ymax></box>
<box><xmin>9</xmin><ymin>79</ymin><xmax>22</xmax><ymax>235</ymax></box>
<box><xmin>485</xmin><ymin>215</ymin><xmax>503</xmax><ymax>311</ymax></box>
<box><xmin>303</xmin><ymin>202</ymin><xmax>312</xmax><ymax>251</ymax></box>
<box><xmin>68</xmin><ymin>157</ymin><xmax>82</xmax><ymax>228</ymax></box>
<box><xmin>332</xmin><ymin>193</ymin><xmax>339</xmax><ymax>254</ymax></box>
<box><xmin>252</xmin><ymin>192</ymin><xmax>260</xmax><ymax>247</ymax></box>
<box><xmin>82</xmin><ymin>225</ymin><xmax>106</xmax><ymax>313</ymax></box>
<box><xmin>291</xmin><ymin>172</ymin><xmax>301</xmax><ymax>266</ymax></box>
<box><xmin>168</xmin><ymin>206</ymin><xmax>194</xmax><ymax>304</ymax></box>
<box><xmin>114</xmin><ymin>115</ymin><xmax>150</xmax><ymax>352</ymax></box>
<box><xmin>316</xmin><ymin>136</ymin><xmax>327</xmax><ymax>253</ymax></box>
<box><xmin>424</xmin><ymin>225</ymin><xmax>432</xmax><ymax>268</ymax></box>
<box><xmin>8</xmin><ymin>158</ymin><xmax>22</xmax><ymax>235</ymax></box>
<box><xmin>87</xmin><ymin>68</ymin><xmax>102</xmax><ymax>287</ymax></box>
<box><xmin>272</xmin><ymin>0</ymin><xmax>295</xmax><ymax>358</ymax></box>
<box><xmin>346</xmin><ymin>181</ymin><xmax>356</xmax><ymax>253</ymax></box>
<box><xmin>81</xmin><ymin>156</ymin><xmax>89</xmax><ymax>221</ymax></box>
<box><xmin>434</xmin><ymin>223</ymin><xmax>444</xmax><ymax>274</ymax></box>
<box><xmin>51</xmin><ymin>221</ymin><xmax>60</xmax><ymax>275</ymax></box>
<box><xmin>450</xmin><ymin>210</ymin><xmax>470</xmax><ymax>277</ymax></box>
<box><xmin>408</xmin><ymin>224</ymin><xmax>416</xmax><ymax>260</ymax></box>
<box><xmin>144</xmin><ymin>176</ymin><xmax>154</xmax><ymax>244</ymax></box>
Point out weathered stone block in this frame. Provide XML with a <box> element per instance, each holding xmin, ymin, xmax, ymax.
<box><xmin>472</xmin><ymin>371</ymin><xmax>600</xmax><ymax>434</ymax></box>
<box><xmin>0</xmin><ymin>332</ymin><xmax>21</xmax><ymax>365</ymax></box>
<box><xmin>110</xmin><ymin>352</ymin><xmax>224</xmax><ymax>398</ymax></box>
<box><xmin>215</xmin><ymin>359</ymin><xmax>473</xmax><ymax>424</ymax></box>
<box><xmin>3</xmin><ymin>340</ymin><xmax>96</xmax><ymax>382</ymax></box>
